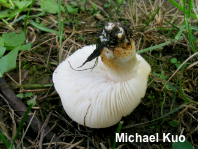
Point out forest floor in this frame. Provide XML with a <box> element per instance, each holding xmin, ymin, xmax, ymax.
<box><xmin>0</xmin><ymin>0</ymin><xmax>198</xmax><ymax>149</ymax></box>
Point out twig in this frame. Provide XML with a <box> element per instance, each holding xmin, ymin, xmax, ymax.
<box><xmin>6</xmin><ymin>73</ymin><xmax>18</xmax><ymax>85</ymax></box>
<box><xmin>68</xmin><ymin>138</ymin><xmax>85</xmax><ymax>149</ymax></box>
<box><xmin>47</xmin><ymin>134</ymin><xmax>56</xmax><ymax>149</ymax></box>
<box><xmin>0</xmin><ymin>78</ymin><xmax>61</xmax><ymax>145</ymax></box>
<box><xmin>39</xmin><ymin>111</ymin><xmax>53</xmax><ymax>149</ymax></box>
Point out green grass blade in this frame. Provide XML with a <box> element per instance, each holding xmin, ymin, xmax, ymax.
<box><xmin>2</xmin><ymin>19</ymin><xmax>14</xmax><ymax>30</ymax></box>
<box><xmin>12</xmin><ymin>15</ymin><xmax>26</xmax><ymax>24</ymax></box>
<box><xmin>28</xmin><ymin>10</ymin><xmax>45</xmax><ymax>18</ymax></box>
<box><xmin>187</xmin><ymin>0</ymin><xmax>196</xmax><ymax>53</ymax></box>
<box><xmin>7</xmin><ymin>1</ymin><xmax>32</xmax><ymax>21</ymax></box>
<box><xmin>165</xmin><ymin>19</ymin><xmax>180</xmax><ymax>30</ymax></box>
<box><xmin>10</xmin><ymin>102</ymin><xmax>35</xmax><ymax>147</ymax></box>
<box><xmin>182</xmin><ymin>0</ymin><xmax>196</xmax><ymax>53</ymax></box>
<box><xmin>192</xmin><ymin>3</ymin><xmax>198</xmax><ymax>20</ymax></box>
<box><xmin>0</xmin><ymin>10</ymin><xmax>11</xmax><ymax>19</ymax></box>
<box><xmin>24</xmin><ymin>0</ymin><xmax>35</xmax><ymax>33</ymax></box>
<box><xmin>106</xmin><ymin>0</ymin><xmax>124</xmax><ymax>22</ymax></box>
<box><xmin>168</xmin><ymin>0</ymin><xmax>197</xmax><ymax>19</ymax></box>
<box><xmin>58</xmin><ymin>0</ymin><xmax>63</xmax><ymax>63</ymax></box>
<box><xmin>178</xmin><ymin>64</ymin><xmax>191</xmax><ymax>102</ymax></box>
<box><xmin>8</xmin><ymin>0</ymin><xmax>14</xmax><ymax>8</ymax></box>
<box><xmin>140</xmin><ymin>6</ymin><xmax>161</xmax><ymax>31</ymax></box>
<box><xmin>58</xmin><ymin>0</ymin><xmax>62</xmax><ymax>37</ymax></box>
<box><xmin>112</xmin><ymin>121</ymin><xmax>123</xmax><ymax>149</ymax></box>
<box><xmin>138</xmin><ymin>25</ymin><xmax>185</xmax><ymax>54</ymax></box>
<box><xmin>30</xmin><ymin>20</ymin><xmax>59</xmax><ymax>35</ymax></box>
<box><xmin>189</xmin><ymin>26</ymin><xmax>198</xmax><ymax>30</ymax></box>
<box><xmin>137</xmin><ymin>36</ymin><xmax>183</xmax><ymax>54</ymax></box>
<box><xmin>108</xmin><ymin>0</ymin><xmax>122</xmax><ymax>18</ymax></box>
<box><xmin>163</xmin><ymin>19</ymin><xmax>178</xmax><ymax>38</ymax></box>
<box><xmin>17</xmin><ymin>111</ymin><xmax>36</xmax><ymax>149</ymax></box>
<box><xmin>122</xmin><ymin>105</ymin><xmax>185</xmax><ymax>129</ymax></box>
<box><xmin>0</xmin><ymin>131</ymin><xmax>10</xmax><ymax>148</ymax></box>
<box><xmin>15</xmin><ymin>83</ymin><xmax>53</xmax><ymax>88</ymax></box>
<box><xmin>0</xmin><ymin>0</ymin><xmax>12</xmax><ymax>8</ymax></box>
<box><xmin>188</xmin><ymin>0</ymin><xmax>192</xmax><ymax>18</ymax></box>
<box><xmin>175</xmin><ymin>25</ymin><xmax>185</xmax><ymax>40</ymax></box>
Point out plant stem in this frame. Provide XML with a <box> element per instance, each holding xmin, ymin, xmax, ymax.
<box><xmin>24</xmin><ymin>0</ymin><xmax>35</xmax><ymax>33</ymax></box>
<box><xmin>15</xmin><ymin>84</ymin><xmax>53</xmax><ymax>88</ymax></box>
<box><xmin>58</xmin><ymin>0</ymin><xmax>63</xmax><ymax>63</ymax></box>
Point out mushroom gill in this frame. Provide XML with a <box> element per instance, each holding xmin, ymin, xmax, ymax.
<box><xmin>53</xmin><ymin>22</ymin><xmax>151</xmax><ymax>128</ymax></box>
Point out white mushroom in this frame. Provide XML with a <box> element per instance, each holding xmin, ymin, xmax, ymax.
<box><xmin>53</xmin><ymin>23</ymin><xmax>151</xmax><ymax>128</ymax></box>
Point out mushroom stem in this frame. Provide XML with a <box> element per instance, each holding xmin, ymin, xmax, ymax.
<box><xmin>100</xmin><ymin>40</ymin><xmax>138</xmax><ymax>82</ymax></box>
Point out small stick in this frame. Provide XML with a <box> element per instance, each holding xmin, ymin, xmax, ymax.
<box><xmin>0</xmin><ymin>78</ymin><xmax>61</xmax><ymax>144</ymax></box>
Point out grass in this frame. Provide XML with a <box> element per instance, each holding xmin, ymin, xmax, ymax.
<box><xmin>24</xmin><ymin>0</ymin><xmax>35</xmax><ymax>33</ymax></box>
<box><xmin>112</xmin><ymin>121</ymin><xmax>123</xmax><ymax>149</ymax></box>
<box><xmin>0</xmin><ymin>0</ymin><xmax>198</xmax><ymax>148</ymax></box>
<box><xmin>0</xmin><ymin>96</ymin><xmax>36</xmax><ymax>149</ymax></box>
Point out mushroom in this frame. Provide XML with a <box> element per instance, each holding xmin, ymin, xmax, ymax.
<box><xmin>53</xmin><ymin>22</ymin><xmax>151</xmax><ymax>128</ymax></box>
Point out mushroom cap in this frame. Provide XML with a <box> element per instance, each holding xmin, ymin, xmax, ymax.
<box><xmin>53</xmin><ymin>45</ymin><xmax>151</xmax><ymax>128</ymax></box>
